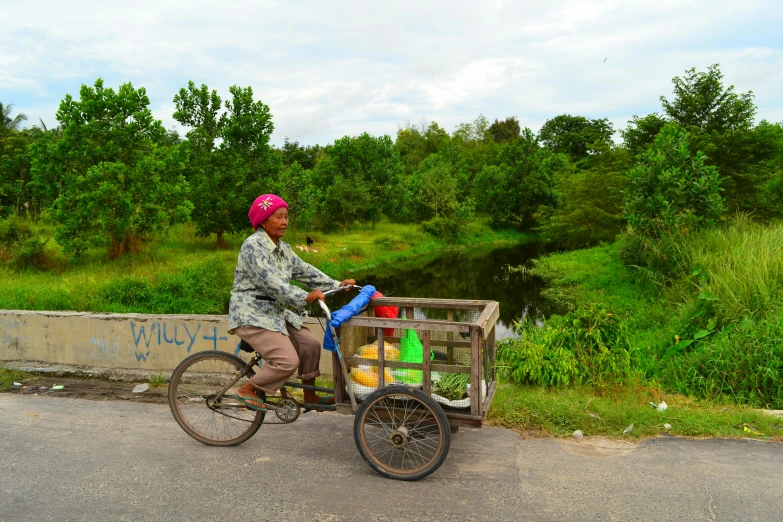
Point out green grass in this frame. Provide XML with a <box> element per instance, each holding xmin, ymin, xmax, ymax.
<box><xmin>490</xmin><ymin>381</ymin><xmax>783</xmax><ymax>440</ymax></box>
<box><xmin>521</xmin><ymin>217</ymin><xmax>783</xmax><ymax>410</ymax></box>
<box><xmin>0</xmin><ymin>219</ymin><xmax>529</xmax><ymax>314</ymax></box>
<box><xmin>0</xmin><ymin>365</ymin><xmax>30</xmax><ymax>391</ymax></box>
<box><xmin>148</xmin><ymin>372</ymin><xmax>168</xmax><ymax>388</ymax></box>
<box><xmin>672</xmin><ymin>215</ymin><xmax>783</xmax><ymax>322</ymax></box>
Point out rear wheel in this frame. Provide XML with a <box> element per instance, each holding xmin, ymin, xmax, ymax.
<box><xmin>354</xmin><ymin>385</ymin><xmax>450</xmax><ymax>481</ymax></box>
<box><xmin>168</xmin><ymin>351</ymin><xmax>264</xmax><ymax>446</ymax></box>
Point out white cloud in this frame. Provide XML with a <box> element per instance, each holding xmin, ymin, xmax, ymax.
<box><xmin>2</xmin><ymin>0</ymin><xmax>781</xmax><ymax>144</ymax></box>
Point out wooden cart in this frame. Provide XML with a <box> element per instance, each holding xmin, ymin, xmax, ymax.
<box><xmin>331</xmin><ymin>297</ymin><xmax>500</xmax><ymax>429</ymax></box>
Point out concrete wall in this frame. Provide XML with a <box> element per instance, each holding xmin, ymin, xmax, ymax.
<box><xmin>0</xmin><ymin>310</ymin><xmax>333</xmax><ymax>375</ymax></box>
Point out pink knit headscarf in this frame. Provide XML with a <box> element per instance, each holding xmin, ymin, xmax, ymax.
<box><xmin>248</xmin><ymin>194</ymin><xmax>289</xmax><ymax>230</ymax></box>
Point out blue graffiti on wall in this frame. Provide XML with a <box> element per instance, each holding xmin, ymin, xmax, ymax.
<box><xmin>89</xmin><ymin>337</ymin><xmax>120</xmax><ymax>358</ymax></box>
<box><xmin>129</xmin><ymin>320</ymin><xmax>231</xmax><ymax>361</ymax></box>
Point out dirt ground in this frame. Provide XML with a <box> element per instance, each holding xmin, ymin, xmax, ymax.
<box><xmin>4</xmin><ymin>375</ymin><xmax>171</xmax><ymax>404</ymax></box>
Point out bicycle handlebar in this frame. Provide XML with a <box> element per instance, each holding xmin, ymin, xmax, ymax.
<box><xmin>322</xmin><ymin>284</ymin><xmax>362</xmax><ymax>297</ymax></box>
<box><xmin>317</xmin><ymin>284</ymin><xmax>362</xmax><ymax>320</ymax></box>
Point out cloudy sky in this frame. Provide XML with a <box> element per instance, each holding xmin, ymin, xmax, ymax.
<box><xmin>2</xmin><ymin>0</ymin><xmax>781</xmax><ymax>146</ymax></box>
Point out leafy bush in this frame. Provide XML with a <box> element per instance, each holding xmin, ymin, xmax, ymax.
<box><xmin>0</xmin><ymin>216</ymin><xmax>50</xmax><ymax>269</ymax></box>
<box><xmin>421</xmin><ymin>216</ymin><xmax>462</xmax><ymax>242</ymax></box>
<box><xmin>0</xmin><ymin>215</ymin><xmax>33</xmax><ymax>245</ymax></box>
<box><xmin>13</xmin><ymin>235</ymin><xmax>49</xmax><ymax>269</ymax></box>
<box><xmin>623</xmin><ymin>124</ymin><xmax>724</xmax><ymax>241</ymax></box>
<box><xmin>497</xmin><ymin>303</ymin><xmax>635</xmax><ymax>386</ymax></box>
<box><xmin>98</xmin><ymin>260</ymin><xmax>231</xmax><ymax>314</ymax></box>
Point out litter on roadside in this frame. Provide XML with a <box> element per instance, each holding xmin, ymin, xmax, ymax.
<box><xmin>14</xmin><ymin>382</ymin><xmax>23</xmax><ymax>386</ymax></box>
<box><xmin>650</xmin><ymin>401</ymin><xmax>668</xmax><ymax>411</ymax></box>
<box><xmin>50</xmin><ymin>385</ymin><xmax>64</xmax><ymax>390</ymax></box>
<box><xmin>623</xmin><ymin>423</ymin><xmax>635</xmax><ymax>434</ymax></box>
<box><xmin>132</xmin><ymin>383</ymin><xmax>150</xmax><ymax>393</ymax></box>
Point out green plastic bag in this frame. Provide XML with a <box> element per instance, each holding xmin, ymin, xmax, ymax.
<box><xmin>398</xmin><ymin>329</ymin><xmax>433</xmax><ymax>384</ymax></box>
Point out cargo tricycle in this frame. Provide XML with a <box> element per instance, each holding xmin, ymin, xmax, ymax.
<box><xmin>168</xmin><ymin>286</ymin><xmax>499</xmax><ymax>481</ymax></box>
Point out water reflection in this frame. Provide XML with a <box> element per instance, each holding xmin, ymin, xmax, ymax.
<box><xmin>313</xmin><ymin>242</ymin><xmax>563</xmax><ymax>339</ymax></box>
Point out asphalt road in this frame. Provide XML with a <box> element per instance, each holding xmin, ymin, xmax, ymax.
<box><xmin>1</xmin><ymin>394</ymin><xmax>782</xmax><ymax>522</ymax></box>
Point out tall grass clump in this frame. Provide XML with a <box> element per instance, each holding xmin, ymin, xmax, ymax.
<box><xmin>675</xmin><ymin>216</ymin><xmax>783</xmax><ymax>322</ymax></box>
<box><xmin>497</xmin><ymin>303</ymin><xmax>636</xmax><ymax>386</ymax></box>
<box><xmin>668</xmin><ymin>313</ymin><xmax>783</xmax><ymax>409</ymax></box>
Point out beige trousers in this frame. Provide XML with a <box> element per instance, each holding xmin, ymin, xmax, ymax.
<box><xmin>234</xmin><ymin>324</ymin><xmax>322</xmax><ymax>394</ymax></box>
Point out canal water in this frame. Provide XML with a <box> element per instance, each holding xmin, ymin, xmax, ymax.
<box><xmin>316</xmin><ymin>242</ymin><xmax>562</xmax><ymax>339</ymax></box>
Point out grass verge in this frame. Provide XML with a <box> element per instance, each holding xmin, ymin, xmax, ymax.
<box><xmin>0</xmin><ymin>365</ymin><xmax>30</xmax><ymax>391</ymax></box>
<box><xmin>489</xmin><ymin>381</ymin><xmax>783</xmax><ymax>440</ymax></box>
<box><xmin>0</xmin><ymin>219</ymin><xmax>529</xmax><ymax>314</ymax></box>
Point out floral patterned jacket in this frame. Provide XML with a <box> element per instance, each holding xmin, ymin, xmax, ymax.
<box><xmin>228</xmin><ymin>230</ymin><xmax>340</xmax><ymax>335</ymax></box>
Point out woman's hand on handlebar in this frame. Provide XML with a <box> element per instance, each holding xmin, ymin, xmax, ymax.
<box><xmin>339</xmin><ymin>279</ymin><xmax>356</xmax><ymax>289</ymax></box>
<box><xmin>306</xmin><ymin>289</ymin><xmax>326</xmax><ymax>303</ymax></box>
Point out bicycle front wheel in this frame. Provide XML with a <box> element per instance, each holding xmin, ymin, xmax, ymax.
<box><xmin>168</xmin><ymin>351</ymin><xmax>264</xmax><ymax>446</ymax></box>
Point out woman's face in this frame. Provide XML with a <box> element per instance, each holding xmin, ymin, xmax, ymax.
<box><xmin>262</xmin><ymin>207</ymin><xmax>289</xmax><ymax>242</ymax></box>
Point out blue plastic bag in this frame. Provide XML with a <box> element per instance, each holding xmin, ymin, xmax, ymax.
<box><xmin>322</xmin><ymin>285</ymin><xmax>376</xmax><ymax>352</ymax></box>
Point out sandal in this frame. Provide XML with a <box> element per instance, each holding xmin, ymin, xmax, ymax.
<box><xmin>302</xmin><ymin>395</ymin><xmax>336</xmax><ymax>413</ymax></box>
<box><xmin>230</xmin><ymin>393</ymin><xmax>269</xmax><ymax>412</ymax></box>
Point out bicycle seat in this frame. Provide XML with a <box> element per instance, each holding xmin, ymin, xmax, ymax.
<box><xmin>239</xmin><ymin>340</ymin><xmax>255</xmax><ymax>354</ymax></box>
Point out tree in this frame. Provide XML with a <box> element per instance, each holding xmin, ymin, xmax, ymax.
<box><xmin>405</xmin><ymin>150</ymin><xmax>469</xmax><ymax>221</ymax></box>
<box><xmin>704</xmin><ymin>120</ymin><xmax>783</xmax><ymax>216</ymax></box>
<box><xmin>55</xmin><ymin>146</ymin><xmax>191</xmax><ymax>258</ymax></box>
<box><xmin>488</xmin><ymin>117</ymin><xmax>521</xmax><ymax>144</ymax></box>
<box><xmin>0</xmin><ymin>130</ymin><xmax>32</xmax><ymax>218</ymax></box>
<box><xmin>281</xmin><ymin>138</ymin><xmax>321</xmax><ymax>170</ymax></box>
<box><xmin>474</xmin><ymin>129</ymin><xmax>568</xmax><ymax>229</ymax></box>
<box><xmin>660</xmin><ymin>64</ymin><xmax>755</xmax><ymax>134</ymax></box>
<box><xmin>40</xmin><ymin>79</ymin><xmax>192</xmax><ymax>258</ymax></box>
<box><xmin>623</xmin><ymin>124</ymin><xmax>724</xmax><ymax>239</ymax></box>
<box><xmin>418</xmin><ymin>160</ymin><xmax>458</xmax><ymax>218</ymax></box>
<box><xmin>278</xmin><ymin>161</ymin><xmax>316</xmax><ymax>238</ymax></box>
<box><xmin>312</xmin><ymin>133</ymin><xmax>403</xmax><ymax>229</ymax></box>
<box><xmin>1</xmin><ymin>103</ymin><xmax>27</xmax><ymax>135</ymax></box>
<box><xmin>621</xmin><ymin>113</ymin><xmax>667</xmax><ymax>155</ymax></box>
<box><xmin>173</xmin><ymin>81</ymin><xmax>278</xmax><ymax>247</ymax></box>
<box><xmin>453</xmin><ymin>114</ymin><xmax>490</xmax><ymax>143</ymax></box>
<box><xmin>656</xmin><ymin>64</ymin><xmax>760</xmax><ymax>213</ymax></box>
<box><xmin>27</xmin><ymin>124</ymin><xmax>67</xmax><ymax>215</ymax></box>
<box><xmin>452</xmin><ymin>114</ymin><xmax>499</xmax><ymax>181</ymax></box>
<box><xmin>538</xmin><ymin>143</ymin><xmax>630</xmax><ymax>247</ymax></box>
<box><xmin>320</xmin><ymin>175</ymin><xmax>372</xmax><ymax>232</ymax></box>
<box><xmin>539</xmin><ymin>115</ymin><xmax>614</xmax><ymax>164</ymax></box>
<box><xmin>395</xmin><ymin>121</ymin><xmax>450</xmax><ymax>175</ymax></box>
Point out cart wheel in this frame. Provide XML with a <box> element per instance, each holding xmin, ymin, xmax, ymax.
<box><xmin>354</xmin><ymin>385</ymin><xmax>450</xmax><ymax>481</ymax></box>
